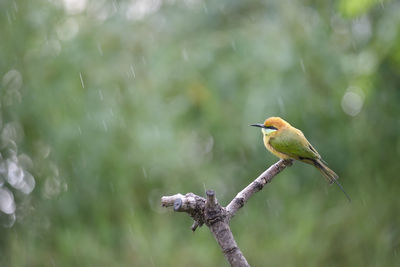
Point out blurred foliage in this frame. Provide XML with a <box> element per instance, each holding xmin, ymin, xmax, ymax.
<box><xmin>1</xmin><ymin>0</ymin><xmax>400</xmax><ymax>266</ymax></box>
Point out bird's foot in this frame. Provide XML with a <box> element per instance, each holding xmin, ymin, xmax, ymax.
<box><xmin>283</xmin><ymin>159</ymin><xmax>294</xmax><ymax>166</ymax></box>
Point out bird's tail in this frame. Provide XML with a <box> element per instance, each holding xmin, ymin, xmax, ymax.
<box><xmin>313</xmin><ymin>159</ymin><xmax>351</xmax><ymax>202</ymax></box>
<box><xmin>313</xmin><ymin>159</ymin><xmax>338</xmax><ymax>184</ymax></box>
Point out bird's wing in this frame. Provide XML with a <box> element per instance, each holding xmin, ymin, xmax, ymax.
<box><xmin>269</xmin><ymin>128</ymin><xmax>319</xmax><ymax>160</ymax></box>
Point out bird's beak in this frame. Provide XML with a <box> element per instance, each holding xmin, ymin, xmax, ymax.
<box><xmin>250</xmin><ymin>123</ymin><xmax>266</xmax><ymax>128</ymax></box>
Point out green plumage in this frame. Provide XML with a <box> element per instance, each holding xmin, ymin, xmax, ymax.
<box><xmin>269</xmin><ymin>128</ymin><xmax>319</xmax><ymax>160</ymax></box>
<box><xmin>269</xmin><ymin>128</ymin><xmax>340</xmax><ymax>185</ymax></box>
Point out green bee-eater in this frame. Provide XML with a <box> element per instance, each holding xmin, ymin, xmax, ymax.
<box><xmin>251</xmin><ymin>117</ymin><xmax>351</xmax><ymax>201</ymax></box>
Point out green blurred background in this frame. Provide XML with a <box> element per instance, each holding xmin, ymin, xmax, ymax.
<box><xmin>1</xmin><ymin>0</ymin><xmax>399</xmax><ymax>266</ymax></box>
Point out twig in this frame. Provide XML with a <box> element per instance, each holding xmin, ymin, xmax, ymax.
<box><xmin>160</xmin><ymin>159</ymin><xmax>292</xmax><ymax>267</ymax></box>
<box><xmin>225</xmin><ymin>159</ymin><xmax>293</xmax><ymax>220</ymax></box>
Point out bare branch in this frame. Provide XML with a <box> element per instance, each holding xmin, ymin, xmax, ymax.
<box><xmin>160</xmin><ymin>159</ymin><xmax>292</xmax><ymax>266</ymax></box>
<box><xmin>204</xmin><ymin>190</ymin><xmax>250</xmax><ymax>267</ymax></box>
<box><xmin>209</xmin><ymin>219</ymin><xmax>249</xmax><ymax>267</ymax></box>
<box><xmin>161</xmin><ymin>193</ymin><xmax>206</xmax><ymax>229</ymax></box>
<box><xmin>225</xmin><ymin>159</ymin><xmax>292</xmax><ymax>219</ymax></box>
<box><xmin>161</xmin><ymin>193</ymin><xmax>203</xmax><ymax>211</ymax></box>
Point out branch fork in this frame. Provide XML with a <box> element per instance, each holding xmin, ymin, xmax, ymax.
<box><xmin>161</xmin><ymin>159</ymin><xmax>293</xmax><ymax>267</ymax></box>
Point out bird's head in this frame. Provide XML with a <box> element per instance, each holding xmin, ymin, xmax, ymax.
<box><xmin>250</xmin><ymin>117</ymin><xmax>290</xmax><ymax>136</ymax></box>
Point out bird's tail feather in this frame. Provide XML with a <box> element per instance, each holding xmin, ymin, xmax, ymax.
<box><xmin>313</xmin><ymin>159</ymin><xmax>351</xmax><ymax>202</ymax></box>
<box><xmin>313</xmin><ymin>159</ymin><xmax>338</xmax><ymax>184</ymax></box>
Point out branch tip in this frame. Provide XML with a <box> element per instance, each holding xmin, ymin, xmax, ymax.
<box><xmin>173</xmin><ymin>198</ymin><xmax>182</xmax><ymax>211</ymax></box>
<box><xmin>206</xmin><ymin>189</ymin><xmax>217</xmax><ymax>208</ymax></box>
<box><xmin>206</xmin><ymin>189</ymin><xmax>215</xmax><ymax>197</ymax></box>
<box><xmin>191</xmin><ymin>221</ymin><xmax>200</xmax><ymax>232</ymax></box>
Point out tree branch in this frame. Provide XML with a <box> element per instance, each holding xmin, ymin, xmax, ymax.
<box><xmin>204</xmin><ymin>190</ymin><xmax>249</xmax><ymax>266</ymax></box>
<box><xmin>225</xmin><ymin>159</ymin><xmax>293</xmax><ymax>220</ymax></box>
<box><xmin>161</xmin><ymin>193</ymin><xmax>206</xmax><ymax>231</ymax></box>
<box><xmin>160</xmin><ymin>159</ymin><xmax>292</xmax><ymax>267</ymax></box>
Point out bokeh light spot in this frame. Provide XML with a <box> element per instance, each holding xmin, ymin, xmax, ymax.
<box><xmin>56</xmin><ymin>18</ymin><xmax>79</xmax><ymax>41</ymax></box>
<box><xmin>341</xmin><ymin>90</ymin><xmax>364</xmax><ymax>116</ymax></box>
<box><xmin>0</xmin><ymin>187</ymin><xmax>16</xmax><ymax>214</ymax></box>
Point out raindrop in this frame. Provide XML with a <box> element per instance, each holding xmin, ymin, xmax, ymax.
<box><xmin>112</xmin><ymin>0</ymin><xmax>119</xmax><ymax>12</ymax></box>
<box><xmin>299</xmin><ymin>58</ymin><xmax>305</xmax><ymax>73</ymax></box>
<box><xmin>62</xmin><ymin>180</ymin><xmax>68</xmax><ymax>192</ymax></box>
<box><xmin>13</xmin><ymin>1</ymin><xmax>18</xmax><ymax>12</ymax></box>
<box><xmin>79</xmin><ymin>72</ymin><xmax>85</xmax><ymax>88</ymax></box>
<box><xmin>202</xmin><ymin>2</ymin><xmax>208</xmax><ymax>14</ymax></box>
<box><xmin>0</xmin><ymin>187</ymin><xmax>16</xmax><ymax>214</ymax></box>
<box><xmin>341</xmin><ymin>90</ymin><xmax>363</xmax><ymax>117</ymax></box>
<box><xmin>142</xmin><ymin>167</ymin><xmax>148</xmax><ymax>179</ymax></box>
<box><xmin>130</xmin><ymin>64</ymin><xmax>136</xmax><ymax>79</ymax></box>
<box><xmin>204</xmin><ymin>136</ymin><xmax>214</xmax><ymax>154</ymax></box>
<box><xmin>77</xmin><ymin>126</ymin><xmax>82</xmax><ymax>135</ymax></box>
<box><xmin>98</xmin><ymin>89</ymin><xmax>104</xmax><ymax>101</ymax></box>
<box><xmin>102</xmin><ymin>120</ymin><xmax>108</xmax><ymax>132</ymax></box>
<box><xmin>6</xmin><ymin>11</ymin><xmax>12</xmax><ymax>25</ymax></box>
<box><xmin>97</xmin><ymin>42</ymin><xmax>103</xmax><ymax>56</ymax></box>
<box><xmin>277</xmin><ymin>97</ymin><xmax>285</xmax><ymax>114</ymax></box>
<box><xmin>182</xmin><ymin>48</ymin><xmax>188</xmax><ymax>61</ymax></box>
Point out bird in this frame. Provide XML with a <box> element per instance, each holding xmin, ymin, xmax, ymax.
<box><xmin>251</xmin><ymin>117</ymin><xmax>351</xmax><ymax>201</ymax></box>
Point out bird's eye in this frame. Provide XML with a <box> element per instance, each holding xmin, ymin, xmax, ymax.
<box><xmin>265</xmin><ymin>126</ymin><xmax>278</xmax><ymax>130</ymax></box>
